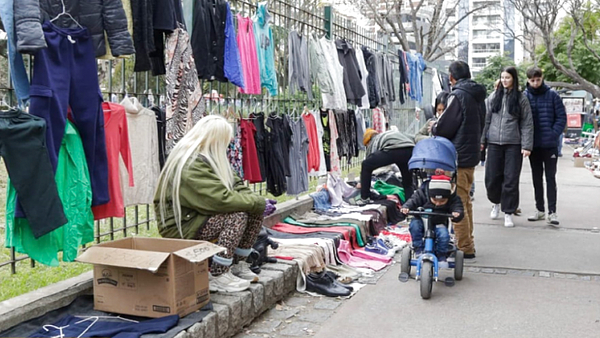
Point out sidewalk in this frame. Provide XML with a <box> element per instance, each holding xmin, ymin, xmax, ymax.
<box><xmin>311</xmin><ymin>144</ymin><xmax>600</xmax><ymax>338</ymax></box>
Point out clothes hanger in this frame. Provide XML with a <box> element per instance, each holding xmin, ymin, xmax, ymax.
<box><xmin>51</xmin><ymin>0</ymin><xmax>84</xmax><ymax>29</ymax></box>
<box><xmin>0</xmin><ymin>93</ymin><xmax>12</xmax><ymax>110</ymax></box>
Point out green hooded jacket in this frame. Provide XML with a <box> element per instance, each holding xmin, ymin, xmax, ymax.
<box><xmin>154</xmin><ymin>154</ymin><xmax>267</xmax><ymax>239</ymax></box>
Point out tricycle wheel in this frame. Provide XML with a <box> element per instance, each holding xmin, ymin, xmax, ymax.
<box><xmin>454</xmin><ymin>250</ymin><xmax>464</xmax><ymax>281</ymax></box>
<box><xmin>420</xmin><ymin>261</ymin><xmax>433</xmax><ymax>299</ymax></box>
<box><xmin>400</xmin><ymin>246</ymin><xmax>412</xmax><ymax>274</ymax></box>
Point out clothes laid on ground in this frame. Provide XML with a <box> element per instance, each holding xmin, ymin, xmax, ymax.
<box><xmin>120</xmin><ymin>97</ymin><xmax>160</xmax><ymax>206</ymax></box>
<box><xmin>286</xmin><ymin>118</ymin><xmax>310</xmax><ymax>195</ymax></box>
<box><xmin>28</xmin><ymin>314</ymin><xmax>179</xmax><ymax>338</ymax></box>
<box><xmin>5</xmin><ymin>121</ymin><xmax>93</xmax><ymax>266</ymax></box>
<box><xmin>265</xmin><ymin>227</ymin><xmax>344</xmax><ymax>247</ymax></box>
<box><xmin>337</xmin><ymin>240</ymin><xmax>389</xmax><ymax>271</ymax></box>
<box><xmin>283</xmin><ymin>217</ymin><xmax>366</xmax><ymax>248</ymax></box>
<box><xmin>272</xmin><ymin>223</ymin><xmax>359</xmax><ymax>249</ymax></box>
<box><xmin>92</xmin><ymin>103</ymin><xmax>134</xmax><ymax>220</ymax></box>
<box><xmin>373</xmin><ymin>180</ymin><xmax>405</xmax><ymax>204</ymax></box>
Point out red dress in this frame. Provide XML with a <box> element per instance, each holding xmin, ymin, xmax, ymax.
<box><xmin>302</xmin><ymin>113</ymin><xmax>320</xmax><ymax>172</ymax></box>
<box><xmin>240</xmin><ymin>119</ymin><xmax>263</xmax><ymax>183</ymax></box>
<box><xmin>92</xmin><ymin>102</ymin><xmax>134</xmax><ymax>220</ymax></box>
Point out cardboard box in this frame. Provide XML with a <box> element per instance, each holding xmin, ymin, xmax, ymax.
<box><xmin>574</xmin><ymin>157</ymin><xmax>588</xmax><ymax>167</ymax></box>
<box><xmin>76</xmin><ymin>237</ymin><xmax>225</xmax><ymax>318</ymax></box>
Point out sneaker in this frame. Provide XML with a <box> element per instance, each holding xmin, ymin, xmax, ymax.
<box><xmin>504</xmin><ymin>214</ymin><xmax>515</xmax><ymax>228</ymax></box>
<box><xmin>377</xmin><ymin>238</ymin><xmax>397</xmax><ymax>257</ymax></box>
<box><xmin>463</xmin><ymin>253</ymin><xmax>476</xmax><ymax>263</ymax></box>
<box><xmin>438</xmin><ymin>260</ymin><xmax>449</xmax><ymax>269</ymax></box>
<box><xmin>356</xmin><ymin>198</ymin><xmax>374</xmax><ymax>206</ymax></box>
<box><xmin>230</xmin><ymin>261</ymin><xmax>259</xmax><ymax>283</ymax></box>
<box><xmin>209</xmin><ymin>271</ymin><xmax>251</xmax><ymax>293</ymax></box>
<box><xmin>527</xmin><ymin>211</ymin><xmax>546</xmax><ymax>222</ymax></box>
<box><xmin>547</xmin><ymin>213</ymin><xmax>560</xmax><ymax>226</ymax></box>
<box><xmin>490</xmin><ymin>204</ymin><xmax>500</xmax><ymax>220</ymax></box>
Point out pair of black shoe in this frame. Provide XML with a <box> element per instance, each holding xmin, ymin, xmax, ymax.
<box><xmin>306</xmin><ymin>271</ymin><xmax>353</xmax><ymax>297</ymax></box>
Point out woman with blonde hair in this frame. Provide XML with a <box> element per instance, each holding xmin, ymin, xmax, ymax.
<box><xmin>155</xmin><ymin>115</ymin><xmax>276</xmax><ymax>293</ymax></box>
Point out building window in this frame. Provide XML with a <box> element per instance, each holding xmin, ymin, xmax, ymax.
<box><xmin>472</xmin><ymin>57</ymin><xmax>487</xmax><ymax>68</ymax></box>
<box><xmin>473</xmin><ymin>29</ymin><xmax>501</xmax><ymax>39</ymax></box>
<box><xmin>473</xmin><ymin>15</ymin><xmax>501</xmax><ymax>27</ymax></box>
<box><xmin>473</xmin><ymin>43</ymin><xmax>501</xmax><ymax>53</ymax></box>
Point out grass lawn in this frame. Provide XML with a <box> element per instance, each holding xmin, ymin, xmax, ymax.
<box><xmin>0</xmin><ymin>159</ymin><xmax>362</xmax><ymax>301</ymax></box>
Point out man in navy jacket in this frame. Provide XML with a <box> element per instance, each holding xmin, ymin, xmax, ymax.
<box><xmin>524</xmin><ymin>67</ymin><xmax>567</xmax><ymax>226</ymax></box>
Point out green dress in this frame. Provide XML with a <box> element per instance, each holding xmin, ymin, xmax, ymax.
<box><xmin>5</xmin><ymin>122</ymin><xmax>94</xmax><ymax>266</ymax></box>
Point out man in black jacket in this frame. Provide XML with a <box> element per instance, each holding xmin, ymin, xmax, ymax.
<box><xmin>431</xmin><ymin>61</ymin><xmax>486</xmax><ymax>260</ymax></box>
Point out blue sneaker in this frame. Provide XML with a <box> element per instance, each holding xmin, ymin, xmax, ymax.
<box><xmin>365</xmin><ymin>243</ymin><xmax>389</xmax><ymax>256</ymax></box>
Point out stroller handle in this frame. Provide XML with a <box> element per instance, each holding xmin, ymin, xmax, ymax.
<box><xmin>407</xmin><ymin>210</ymin><xmax>454</xmax><ymax>218</ymax></box>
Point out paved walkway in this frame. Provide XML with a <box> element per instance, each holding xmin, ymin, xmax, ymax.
<box><xmin>236</xmin><ymin>145</ymin><xmax>600</xmax><ymax>337</ymax></box>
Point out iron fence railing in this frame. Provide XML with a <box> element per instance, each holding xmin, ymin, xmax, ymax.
<box><xmin>0</xmin><ymin>0</ymin><xmax>432</xmax><ymax>274</ymax></box>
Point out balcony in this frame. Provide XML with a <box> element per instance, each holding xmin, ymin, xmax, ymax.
<box><xmin>472</xmin><ymin>62</ymin><xmax>487</xmax><ymax>68</ymax></box>
<box><xmin>472</xmin><ymin>49</ymin><xmax>501</xmax><ymax>53</ymax></box>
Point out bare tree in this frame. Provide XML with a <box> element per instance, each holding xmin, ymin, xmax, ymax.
<box><xmin>348</xmin><ymin>0</ymin><xmax>491</xmax><ymax>62</ymax></box>
<box><xmin>507</xmin><ymin>0</ymin><xmax>600</xmax><ymax>96</ymax></box>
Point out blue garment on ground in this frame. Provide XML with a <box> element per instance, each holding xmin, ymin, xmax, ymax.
<box><xmin>224</xmin><ymin>2</ymin><xmax>245</xmax><ymax>88</ymax></box>
<box><xmin>0</xmin><ymin>0</ymin><xmax>30</xmax><ymax>106</ymax></box>
<box><xmin>253</xmin><ymin>2</ymin><xmax>278</xmax><ymax>96</ymax></box>
<box><xmin>29</xmin><ymin>315</ymin><xmax>179</xmax><ymax>338</ymax></box>
<box><xmin>310</xmin><ymin>189</ymin><xmax>332</xmax><ymax>211</ymax></box>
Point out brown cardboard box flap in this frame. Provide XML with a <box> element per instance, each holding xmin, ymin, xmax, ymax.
<box><xmin>76</xmin><ymin>247</ymin><xmax>170</xmax><ymax>272</ymax></box>
<box><xmin>173</xmin><ymin>241</ymin><xmax>226</xmax><ymax>263</ymax></box>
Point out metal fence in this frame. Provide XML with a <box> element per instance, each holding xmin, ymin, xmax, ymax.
<box><xmin>0</xmin><ymin>0</ymin><xmax>432</xmax><ymax>274</ymax></box>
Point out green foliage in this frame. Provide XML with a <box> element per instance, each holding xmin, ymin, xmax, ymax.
<box><xmin>536</xmin><ymin>6</ymin><xmax>600</xmax><ymax>86</ymax></box>
<box><xmin>474</xmin><ymin>54</ymin><xmax>529</xmax><ymax>94</ymax></box>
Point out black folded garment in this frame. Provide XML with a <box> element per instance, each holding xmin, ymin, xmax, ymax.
<box><xmin>306</xmin><ymin>271</ymin><xmax>352</xmax><ymax>297</ymax></box>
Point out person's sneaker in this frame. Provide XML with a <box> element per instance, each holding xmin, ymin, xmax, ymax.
<box><xmin>547</xmin><ymin>213</ymin><xmax>560</xmax><ymax>226</ymax></box>
<box><xmin>438</xmin><ymin>260</ymin><xmax>449</xmax><ymax>269</ymax></box>
<box><xmin>209</xmin><ymin>271</ymin><xmax>251</xmax><ymax>293</ymax></box>
<box><xmin>490</xmin><ymin>204</ymin><xmax>500</xmax><ymax>219</ymax></box>
<box><xmin>504</xmin><ymin>213</ymin><xmax>515</xmax><ymax>228</ymax></box>
<box><xmin>356</xmin><ymin>198</ymin><xmax>374</xmax><ymax>206</ymax></box>
<box><xmin>463</xmin><ymin>252</ymin><xmax>476</xmax><ymax>263</ymax></box>
<box><xmin>230</xmin><ymin>261</ymin><xmax>259</xmax><ymax>283</ymax></box>
<box><xmin>527</xmin><ymin>211</ymin><xmax>546</xmax><ymax>222</ymax></box>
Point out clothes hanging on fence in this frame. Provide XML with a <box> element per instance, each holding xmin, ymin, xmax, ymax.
<box><xmin>319</xmin><ymin>108</ymin><xmax>331</xmax><ymax>172</ymax></box>
<box><xmin>165</xmin><ymin>27</ymin><xmax>205</xmax><ymax>154</ymax></box>
<box><xmin>228</xmin><ymin>123</ymin><xmax>244</xmax><ymax>178</ymax></box>
<box><xmin>398</xmin><ymin>49</ymin><xmax>410</xmax><ymax>105</ymax></box>
<box><xmin>287</xmin><ymin>118</ymin><xmax>310</xmax><ymax>195</ymax></box>
<box><xmin>224</xmin><ymin>2</ymin><xmax>245</xmax><ymax>88</ymax></box>
<box><xmin>152</xmin><ymin>105</ymin><xmax>167</xmax><ymax>169</ymax></box>
<box><xmin>92</xmin><ymin>102</ymin><xmax>134</xmax><ymax>220</ymax></box>
<box><xmin>335</xmin><ymin>110</ymin><xmax>351</xmax><ymax>160</ymax></box>
<box><xmin>372</xmin><ymin>108</ymin><xmax>386</xmax><ymax>133</ymax></box>
<box><xmin>120</xmin><ymin>96</ymin><xmax>160</xmax><ymax>207</ymax></box>
<box><xmin>407</xmin><ymin>52</ymin><xmax>427</xmax><ymax>103</ymax></box>
<box><xmin>5</xmin><ymin>121</ymin><xmax>93</xmax><ymax>267</ymax></box>
<box><xmin>320</xmin><ymin>37</ymin><xmax>347</xmax><ymax>110</ymax></box>
<box><xmin>309</xmin><ymin>35</ymin><xmax>335</xmax><ymax>102</ymax></box>
<box><xmin>130</xmin><ymin>0</ymin><xmax>155</xmax><ymax>72</ymax></box>
<box><xmin>254</xmin><ymin>2</ymin><xmax>278</xmax><ymax>96</ymax></box>
<box><xmin>265</xmin><ymin>114</ymin><xmax>292</xmax><ymax>196</ymax></box>
<box><xmin>251</xmin><ymin>112</ymin><xmax>268</xmax><ymax>182</ymax></box>
<box><xmin>310</xmin><ymin>110</ymin><xmax>328</xmax><ymax>176</ymax></box>
<box><xmin>355</xmin><ymin>47</ymin><xmax>370</xmax><ymax>109</ymax></box>
<box><xmin>240</xmin><ymin>118</ymin><xmax>263</xmax><ymax>183</ymax></box>
<box><xmin>0</xmin><ymin>109</ymin><xmax>67</xmax><ymax>239</ymax></box>
<box><xmin>348</xmin><ymin>109</ymin><xmax>359</xmax><ymax>158</ymax></box>
<box><xmin>328</xmin><ymin>109</ymin><xmax>341</xmax><ymax>176</ymax></box>
<box><xmin>355</xmin><ymin>110</ymin><xmax>367</xmax><ymax>151</ymax></box>
<box><xmin>335</xmin><ymin>39</ymin><xmax>365</xmax><ymax>106</ymax></box>
<box><xmin>384</xmin><ymin>54</ymin><xmax>396</xmax><ymax>103</ymax></box>
<box><xmin>29</xmin><ymin>22</ymin><xmax>109</xmax><ymax>209</ymax></box>
<box><xmin>288</xmin><ymin>31</ymin><xmax>313</xmax><ymax>100</ymax></box>
<box><xmin>237</xmin><ymin>15</ymin><xmax>262</xmax><ymax>94</ymax></box>
<box><xmin>192</xmin><ymin>0</ymin><xmax>228</xmax><ymax>82</ymax></box>
<box><xmin>302</xmin><ymin>112</ymin><xmax>321</xmax><ymax>174</ymax></box>
<box><xmin>0</xmin><ymin>0</ymin><xmax>30</xmax><ymax>106</ymax></box>
<box><xmin>361</xmin><ymin>47</ymin><xmax>381</xmax><ymax>109</ymax></box>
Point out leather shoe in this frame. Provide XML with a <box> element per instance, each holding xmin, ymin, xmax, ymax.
<box><xmin>325</xmin><ymin>271</ymin><xmax>354</xmax><ymax>292</ymax></box>
<box><xmin>306</xmin><ymin>271</ymin><xmax>351</xmax><ymax>297</ymax></box>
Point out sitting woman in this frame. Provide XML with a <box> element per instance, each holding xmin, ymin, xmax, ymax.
<box><xmin>154</xmin><ymin>115</ymin><xmax>277</xmax><ymax>293</ymax></box>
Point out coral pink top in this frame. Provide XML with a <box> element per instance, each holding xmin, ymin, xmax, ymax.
<box><xmin>92</xmin><ymin>102</ymin><xmax>134</xmax><ymax>220</ymax></box>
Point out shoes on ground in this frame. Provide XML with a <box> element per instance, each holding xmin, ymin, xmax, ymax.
<box><xmin>490</xmin><ymin>204</ymin><xmax>500</xmax><ymax>220</ymax></box>
<box><xmin>209</xmin><ymin>271</ymin><xmax>251</xmax><ymax>293</ymax></box>
<box><xmin>547</xmin><ymin>213</ymin><xmax>560</xmax><ymax>226</ymax></box>
<box><xmin>504</xmin><ymin>213</ymin><xmax>515</xmax><ymax>228</ymax></box>
<box><xmin>230</xmin><ymin>261</ymin><xmax>259</xmax><ymax>283</ymax></box>
<box><xmin>527</xmin><ymin>211</ymin><xmax>546</xmax><ymax>222</ymax></box>
<box><xmin>306</xmin><ymin>271</ymin><xmax>352</xmax><ymax>297</ymax></box>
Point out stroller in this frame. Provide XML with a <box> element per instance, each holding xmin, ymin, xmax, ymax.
<box><xmin>399</xmin><ymin>136</ymin><xmax>464</xmax><ymax>299</ymax></box>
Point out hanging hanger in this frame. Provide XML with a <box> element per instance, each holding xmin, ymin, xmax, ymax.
<box><xmin>0</xmin><ymin>93</ymin><xmax>12</xmax><ymax>110</ymax></box>
<box><xmin>51</xmin><ymin>0</ymin><xmax>84</xmax><ymax>29</ymax></box>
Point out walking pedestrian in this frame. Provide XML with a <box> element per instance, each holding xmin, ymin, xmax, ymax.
<box><xmin>431</xmin><ymin>61</ymin><xmax>486</xmax><ymax>260</ymax></box>
<box><xmin>524</xmin><ymin>67</ymin><xmax>566</xmax><ymax>226</ymax></box>
<box><xmin>482</xmin><ymin>66</ymin><xmax>534</xmax><ymax>228</ymax></box>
